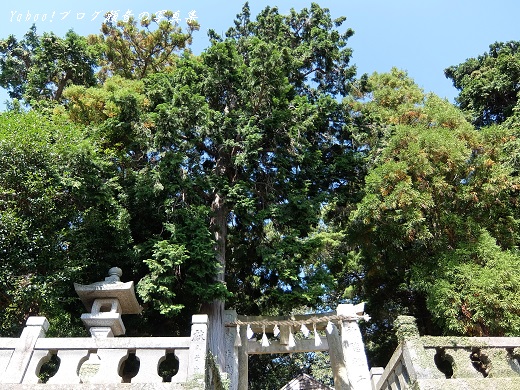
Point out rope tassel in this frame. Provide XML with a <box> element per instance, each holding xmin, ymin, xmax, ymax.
<box><xmin>288</xmin><ymin>327</ymin><xmax>296</xmax><ymax>348</ymax></box>
<box><xmin>261</xmin><ymin>325</ymin><xmax>270</xmax><ymax>347</ymax></box>
<box><xmin>326</xmin><ymin>321</ymin><xmax>334</xmax><ymax>334</ymax></box>
<box><xmin>313</xmin><ymin>323</ymin><xmax>322</xmax><ymax>347</ymax></box>
<box><xmin>247</xmin><ymin>324</ymin><xmax>254</xmax><ymax>339</ymax></box>
<box><xmin>234</xmin><ymin>324</ymin><xmax>242</xmax><ymax>346</ymax></box>
<box><xmin>300</xmin><ymin>323</ymin><xmax>310</xmax><ymax>338</ymax></box>
<box><xmin>273</xmin><ymin>324</ymin><xmax>280</xmax><ymax>338</ymax></box>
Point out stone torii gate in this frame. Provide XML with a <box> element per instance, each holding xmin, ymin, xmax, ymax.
<box><xmin>223</xmin><ymin>304</ymin><xmax>372</xmax><ymax>390</ymax></box>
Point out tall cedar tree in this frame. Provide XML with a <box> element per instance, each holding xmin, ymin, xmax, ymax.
<box><xmin>141</xmin><ymin>2</ymin><xmax>358</xmax><ymax>369</ymax></box>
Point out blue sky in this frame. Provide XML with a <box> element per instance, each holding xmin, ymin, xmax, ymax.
<box><xmin>0</xmin><ymin>0</ymin><xmax>518</xmax><ymax>107</ymax></box>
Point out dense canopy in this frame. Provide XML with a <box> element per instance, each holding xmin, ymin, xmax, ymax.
<box><xmin>1</xmin><ymin>3</ymin><xmax>519</xmax><ymax>388</ymax></box>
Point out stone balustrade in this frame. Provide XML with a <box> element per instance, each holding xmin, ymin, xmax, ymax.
<box><xmin>0</xmin><ymin>314</ymin><xmax>209</xmax><ymax>389</ymax></box>
<box><xmin>372</xmin><ymin>316</ymin><xmax>520</xmax><ymax>390</ymax></box>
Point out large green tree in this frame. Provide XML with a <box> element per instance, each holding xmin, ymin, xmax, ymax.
<box><xmin>134</xmin><ymin>2</ymin><xmax>359</xmax><ymax>370</ymax></box>
<box><xmin>0</xmin><ymin>11</ymin><xmax>196</xmax><ymax>107</ymax></box>
<box><xmin>347</xmin><ymin>70</ymin><xmax>520</xmax><ymax>365</ymax></box>
<box><xmin>37</xmin><ymin>7</ymin><xmax>361</xmax><ymax>383</ymax></box>
<box><xmin>0</xmin><ymin>25</ymin><xmax>39</xmax><ymax>101</ymax></box>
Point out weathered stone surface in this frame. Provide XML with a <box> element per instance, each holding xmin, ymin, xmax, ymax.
<box><xmin>370</xmin><ymin>367</ymin><xmax>384</xmax><ymax>389</ymax></box>
<box><xmin>223</xmin><ymin>309</ymin><xmax>238</xmax><ymax>390</ymax></box>
<box><xmin>21</xmin><ymin>349</ymin><xmax>52</xmax><ymax>384</ymax></box>
<box><xmin>326</xmin><ymin>322</ymin><xmax>349</xmax><ymax>390</ymax></box>
<box><xmin>25</xmin><ymin>317</ymin><xmax>50</xmax><ymax>331</ymax></box>
<box><xmin>80</xmin><ymin>312</ymin><xmax>125</xmax><ymax>337</ymax></box>
<box><xmin>186</xmin><ymin>314</ymin><xmax>208</xmax><ymax>388</ymax></box>
<box><xmin>1</xmin><ymin>316</ymin><xmax>49</xmax><ymax>384</ymax></box>
<box><xmin>35</xmin><ymin>337</ymin><xmax>191</xmax><ymax>350</ymax></box>
<box><xmin>416</xmin><ymin>378</ymin><xmax>520</xmax><ymax>390</ymax></box>
<box><xmin>75</xmin><ymin>282</ymin><xmax>142</xmax><ymax>314</ymax></box>
<box><xmin>74</xmin><ymin>268</ymin><xmax>141</xmax><ymax>315</ymax></box>
<box><xmin>0</xmin><ymin>348</ymin><xmax>15</xmax><ymax>375</ymax></box>
<box><xmin>132</xmin><ymin>349</ymin><xmax>166</xmax><ymax>383</ymax></box>
<box><xmin>88</xmin><ymin>349</ymin><xmax>128</xmax><ymax>384</ymax></box>
<box><xmin>89</xmin><ymin>327</ymin><xmax>115</xmax><ymax>339</ymax></box>
<box><xmin>79</xmin><ymin>353</ymin><xmax>101</xmax><ymax>383</ymax></box>
<box><xmin>0</xmin><ymin>384</ymin><xmax>188</xmax><ymax>389</ymax></box>
<box><xmin>46</xmin><ymin>350</ymin><xmax>89</xmax><ymax>384</ymax></box>
<box><xmin>337</xmin><ymin>304</ymin><xmax>372</xmax><ymax>390</ymax></box>
<box><xmin>374</xmin><ymin>316</ymin><xmax>520</xmax><ymax>390</ymax></box>
<box><xmin>171</xmin><ymin>349</ymin><xmax>189</xmax><ymax>383</ymax></box>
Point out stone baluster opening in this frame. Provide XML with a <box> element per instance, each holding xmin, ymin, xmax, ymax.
<box><xmin>120</xmin><ymin>352</ymin><xmax>140</xmax><ymax>383</ymax></box>
<box><xmin>36</xmin><ymin>352</ymin><xmax>60</xmax><ymax>383</ymax></box>
<box><xmin>470</xmin><ymin>347</ymin><xmax>490</xmax><ymax>377</ymax></box>
<box><xmin>506</xmin><ymin>347</ymin><xmax>520</xmax><ymax>374</ymax></box>
<box><xmin>433</xmin><ymin>347</ymin><xmax>454</xmax><ymax>379</ymax></box>
<box><xmin>159</xmin><ymin>351</ymin><xmax>180</xmax><ymax>382</ymax></box>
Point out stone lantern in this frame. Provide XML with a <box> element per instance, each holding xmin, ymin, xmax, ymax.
<box><xmin>74</xmin><ymin>267</ymin><xmax>142</xmax><ymax>338</ymax></box>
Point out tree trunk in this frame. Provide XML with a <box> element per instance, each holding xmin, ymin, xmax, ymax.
<box><xmin>201</xmin><ymin>192</ymin><xmax>228</xmax><ymax>371</ymax></box>
<box><xmin>54</xmin><ymin>71</ymin><xmax>71</xmax><ymax>101</ymax></box>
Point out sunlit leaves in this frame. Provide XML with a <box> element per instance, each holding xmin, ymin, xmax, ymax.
<box><xmin>446</xmin><ymin>41</ymin><xmax>520</xmax><ymax>127</ymax></box>
<box><xmin>0</xmin><ymin>27</ymin><xmax>98</xmax><ymax>105</ymax></box>
<box><xmin>91</xmin><ymin>11</ymin><xmax>199</xmax><ymax>82</ymax></box>
<box><xmin>426</xmin><ymin>231</ymin><xmax>520</xmax><ymax>336</ymax></box>
<box><xmin>0</xmin><ymin>111</ymin><xmax>131</xmax><ymax>336</ymax></box>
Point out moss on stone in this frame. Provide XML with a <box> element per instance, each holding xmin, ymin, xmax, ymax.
<box><xmin>395</xmin><ymin>316</ymin><xmax>420</xmax><ymax>342</ymax></box>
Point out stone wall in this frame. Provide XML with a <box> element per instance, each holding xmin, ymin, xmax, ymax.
<box><xmin>0</xmin><ymin>315</ymin><xmax>211</xmax><ymax>389</ymax></box>
<box><xmin>372</xmin><ymin>316</ymin><xmax>520</xmax><ymax>390</ymax></box>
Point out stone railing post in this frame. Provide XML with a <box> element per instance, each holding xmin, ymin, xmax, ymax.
<box><xmin>393</xmin><ymin>316</ymin><xmax>441</xmax><ymax>382</ymax></box>
<box><xmin>1</xmin><ymin>316</ymin><xmax>49</xmax><ymax>384</ymax></box>
<box><xmin>188</xmin><ymin>314</ymin><xmax>209</xmax><ymax>386</ymax></box>
<box><xmin>337</xmin><ymin>304</ymin><xmax>372</xmax><ymax>390</ymax></box>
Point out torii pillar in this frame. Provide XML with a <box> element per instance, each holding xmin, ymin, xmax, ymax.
<box><xmin>327</xmin><ymin>303</ymin><xmax>372</xmax><ymax>390</ymax></box>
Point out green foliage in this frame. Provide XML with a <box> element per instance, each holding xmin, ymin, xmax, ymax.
<box><xmin>64</xmin><ymin>76</ymin><xmax>146</xmax><ymax>126</ymax></box>
<box><xmin>220</xmin><ymin>2</ymin><xmax>355</xmax><ymax>98</ymax></box>
<box><xmin>445</xmin><ymin>41</ymin><xmax>520</xmax><ymax>127</ymax></box>
<box><xmin>0</xmin><ymin>13</ymin><xmax>196</xmax><ymax>108</ymax></box>
<box><xmin>346</xmin><ymin>69</ymin><xmax>472</xmax><ymax>169</ymax></box>
<box><xmin>351</xmin><ymin>68</ymin><xmax>425</xmax><ymax>125</ymax></box>
<box><xmin>0</xmin><ymin>25</ymin><xmax>39</xmax><ymax>100</ymax></box>
<box><xmin>90</xmin><ymin>11</ymin><xmax>199</xmax><ymax>82</ymax></box>
<box><xmin>140</xmin><ymin>1</ymin><xmax>358</xmax><ymax>320</ymax></box>
<box><xmin>26</xmin><ymin>30</ymin><xmax>98</xmax><ymax>102</ymax></box>
<box><xmin>0</xmin><ymin>111</ymin><xmax>132</xmax><ymax>336</ymax></box>
<box><xmin>347</xmin><ymin>69</ymin><xmax>520</xmax><ymax>364</ymax></box>
<box><xmin>425</xmin><ymin>230</ymin><xmax>520</xmax><ymax>336</ymax></box>
<box><xmin>0</xmin><ymin>26</ymin><xmax>98</xmax><ymax>105</ymax></box>
<box><xmin>137</xmin><ymin>238</ymin><xmax>188</xmax><ymax>316</ymax></box>
<box><xmin>137</xmin><ymin>206</ymin><xmax>229</xmax><ymax>316</ymax></box>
